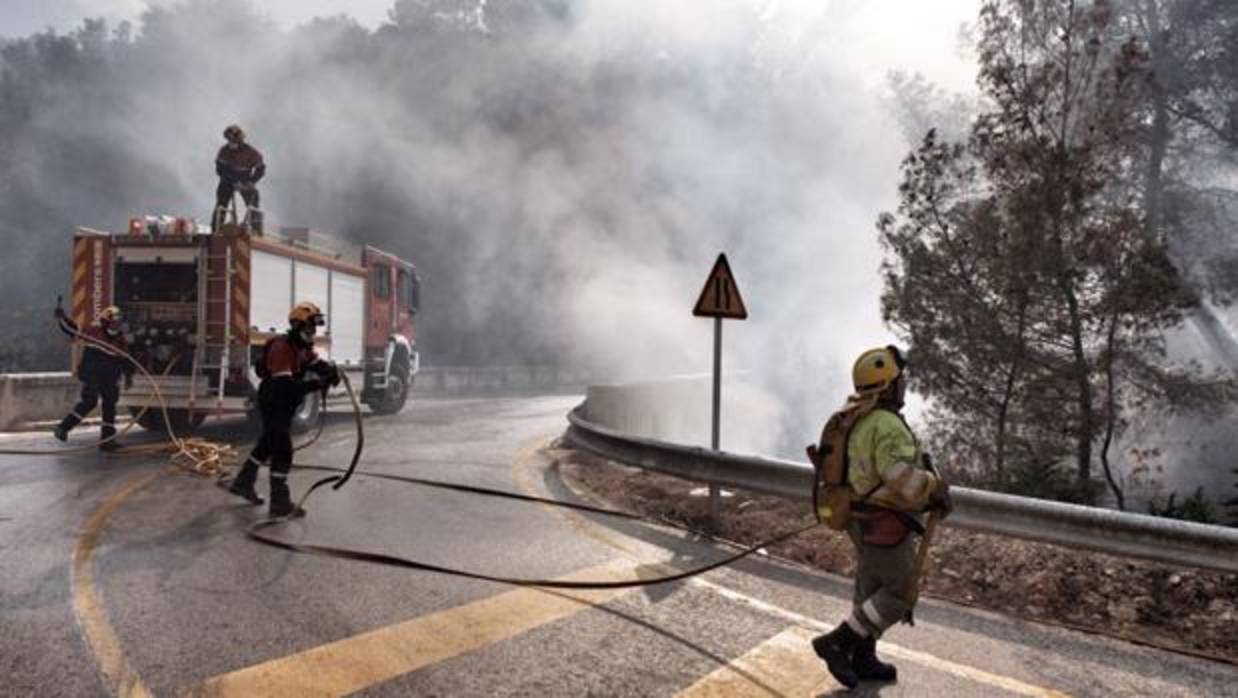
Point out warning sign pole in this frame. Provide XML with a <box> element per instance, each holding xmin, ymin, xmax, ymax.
<box><xmin>711</xmin><ymin>316</ymin><xmax>722</xmax><ymax>452</ymax></box>
<box><xmin>692</xmin><ymin>253</ymin><xmax>748</xmax><ymax>529</ymax></box>
<box><xmin>709</xmin><ymin>317</ymin><xmax>722</xmax><ymax>526</ymax></box>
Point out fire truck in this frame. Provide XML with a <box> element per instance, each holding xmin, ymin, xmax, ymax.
<box><xmin>68</xmin><ymin>218</ymin><xmax>420</xmax><ymax>432</ymax></box>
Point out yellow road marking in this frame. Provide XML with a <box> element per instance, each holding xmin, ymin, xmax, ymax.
<box><xmin>677</xmin><ymin>627</ymin><xmax>833</xmax><ymax>698</ymax></box>
<box><xmin>72</xmin><ymin>470</ymin><xmax>163</xmax><ymax>698</ymax></box>
<box><xmin>517</xmin><ymin>444</ymin><xmax>1072</xmax><ymax>698</ymax></box>
<box><xmin>192</xmin><ymin>558</ymin><xmax>659</xmax><ymax>698</ymax></box>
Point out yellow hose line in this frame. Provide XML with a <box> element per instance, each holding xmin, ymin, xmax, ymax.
<box><xmin>0</xmin><ymin>356</ymin><xmax>178</xmax><ymax>456</ymax></box>
<box><xmin>1</xmin><ymin>321</ymin><xmax>235</xmax><ymax>476</ymax></box>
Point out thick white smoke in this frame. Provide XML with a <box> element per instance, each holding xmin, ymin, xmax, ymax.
<box><xmin>0</xmin><ymin>0</ymin><xmax>980</xmax><ymax>455</ymax></box>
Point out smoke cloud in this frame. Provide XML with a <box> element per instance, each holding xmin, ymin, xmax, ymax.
<box><xmin>0</xmin><ymin>0</ymin><xmax>979</xmax><ymax>454</ymax></box>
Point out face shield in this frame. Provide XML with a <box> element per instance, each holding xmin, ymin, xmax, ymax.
<box><xmin>297</xmin><ymin>314</ymin><xmax>325</xmax><ymax>344</ymax></box>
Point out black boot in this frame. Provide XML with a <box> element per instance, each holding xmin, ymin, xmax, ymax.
<box><xmin>853</xmin><ymin>636</ymin><xmax>897</xmax><ymax>682</ymax></box>
<box><xmin>220</xmin><ymin>460</ymin><xmax>264</xmax><ymax>505</ymax></box>
<box><xmin>99</xmin><ymin>425</ymin><xmax>120</xmax><ymax>452</ymax></box>
<box><xmin>268</xmin><ymin>480</ymin><xmax>305</xmax><ymax>519</ymax></box>
<box><xmin>218</xmin><ymin>478</ymin><xmax>264</xmax><ymax>505</ymax></box>
<box><xmin>812</xmin><ymin>623</ymin><xmax>862</xmax><ymax>689</ymax></box>
<box><xmin>54</xmin><ymin>413</ymin><xmax>80</xmax><ymax>442</ymax></box>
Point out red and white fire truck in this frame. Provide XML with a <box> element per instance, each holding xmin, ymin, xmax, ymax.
<box><xmin>68</xmin><ymin>217</ymin><xmax>420</xmax><ymax>431</ymax></box>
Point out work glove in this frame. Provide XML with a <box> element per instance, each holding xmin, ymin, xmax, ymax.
<box><xmin>929</xmin><ymin>477</ymin><xmax>953</xmax><ymax>520</ymax></box>
<box><xmin>314</xmin><ymin>360</ymin><xmax>341</xmax><ymax>388</ymax></box>
<box><xmin>297</xmin><ymin>377</ymin><xmax>324</xmax><ymax>400</ymax></box>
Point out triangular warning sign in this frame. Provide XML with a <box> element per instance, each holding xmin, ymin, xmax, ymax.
<box><xmin>693</xmin><ymin>253</ymin><xmax>748</xmax><ymax>320</ymax></box>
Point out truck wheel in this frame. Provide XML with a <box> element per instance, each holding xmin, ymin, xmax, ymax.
<box><xmin>132</xmin><ymin>408</ymin><xmax>206</xmax><ymax>436</ymax></box>
<box><xmin>291</xmin><ymin>391</ymin><xmax>321</xmax><ymax>433</ymax></box>
<box><xmin>370</xmin><ymin>364</ymin><xmax>410</xmax><ymax>415</ymax></box>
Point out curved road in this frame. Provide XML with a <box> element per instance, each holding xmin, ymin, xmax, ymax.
<box><xmin>0</xmin><ymin>395</ymin><xmax>1233</xmax><ymax>697</ymax></box>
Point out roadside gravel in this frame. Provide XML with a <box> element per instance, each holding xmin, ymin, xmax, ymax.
<box><xmin>556</xmin><ymin>447</ymin><xmax>1238</xmax><ymax>663</ymax></box>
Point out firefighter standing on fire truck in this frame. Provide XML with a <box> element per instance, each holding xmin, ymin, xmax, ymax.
<box><xmin>220</xmin><ymin>302</ymin><xmax>339</xmax><ymax>518</ymax></box>
<box><xmin>214</xmin><ymin>124</ymin><xmax>265</xmax><ymax>233</ymax></box>
<box><xmin>52</xmin><ymin>305</ymin><xmax>133</xmax><ymax>451</ymax></box>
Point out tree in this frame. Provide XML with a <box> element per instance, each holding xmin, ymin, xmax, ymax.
<box><xmin>388</xmin><ymin>0</ymin><xmax>483</xmax><ymax>34</ymax></box>
<box><xmin>880</xmin><ymin>0</ymin><xmax>1232</xmax><ymax>504</ymax></box>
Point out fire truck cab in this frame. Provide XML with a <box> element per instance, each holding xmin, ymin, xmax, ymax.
<box><xmin>68</xmin><ymin>217</ymin><xmax>420</xmax><ymax>432</ymax></box>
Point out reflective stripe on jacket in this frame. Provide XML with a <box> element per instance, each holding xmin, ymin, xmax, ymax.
<box><xmin>846</xmin><ymin>408</ymin><xmax>938</xmax><ymax>513</ymax></box>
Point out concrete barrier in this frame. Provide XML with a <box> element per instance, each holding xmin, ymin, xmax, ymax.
<box><xmin>584</xmin><ymin>373</ymin><xmax>784</xmax><ymax>457</ymax></box>
<box><xmin>0</xmin><ymin>373</ymin><xmax>79</xmax><ymax>430</ymax></box>
<box><xmin>0</xmin><ymin>366</ymin><xmax>589</xmax><ymax>430</ymax></box>
<box><xmin>414</xmin><ymin>366</ymin><xmax>589</xmax><ymax>397</ymax></box>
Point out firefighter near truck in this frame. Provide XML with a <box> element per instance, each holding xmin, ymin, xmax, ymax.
<box><xmin>65</xmin><ymin>217</ymin><xmax>420</xmax><ymax>433</ymax></box>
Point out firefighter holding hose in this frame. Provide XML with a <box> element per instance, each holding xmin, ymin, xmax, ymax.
<box><xmin>52</xmin><ymin>305</ymin><xmax>133</xmax><ymax>451</ymax></box>
<box><xmin>221</xmin><ymin>302</ymin><xmax>339</xmax><ymax>518</ymax></box>
<box><xmin>811</xmin><ymin>345</ymin><xmax>953</xmax><ymax>688</ymax></box>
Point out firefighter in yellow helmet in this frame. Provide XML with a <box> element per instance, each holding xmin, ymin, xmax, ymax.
<box><xmin>221</xmin><ymin>302</ymin><xmax>339</xmax><ymax>517</ymax></box>
<box><xmin>811</xmin><ymin>345</ymin><xmax>952</xmax><ymax>688</ymax></box>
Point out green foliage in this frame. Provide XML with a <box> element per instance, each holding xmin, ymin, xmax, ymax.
<box><xmin>879</xmin><ymin>0</ymin><xmax>1238</xmax><ymax>506</ymax></box>
<box><xmin>1147</xmin><ymin>487</ymin><xmax>1218</xmax><ymax>525</ymax></box>
<box><xmin>991</xmin><ymin>457</ymin><xmax>1096</xmax><ymax>504</ymax></box>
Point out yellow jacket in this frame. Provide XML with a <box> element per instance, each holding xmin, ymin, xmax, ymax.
<box><xmin>846</xmin><ymin>408</ymin><xmax>938</xmax><ymax>512</ymax></box>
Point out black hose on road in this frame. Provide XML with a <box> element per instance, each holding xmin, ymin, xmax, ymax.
<box><xmin>246</xmin><ymin>372</ymin><xmax>821</xmax><ymax>590</ymax></box>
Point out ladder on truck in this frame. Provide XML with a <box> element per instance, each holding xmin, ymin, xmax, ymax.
<box><xmin>192</xmin><ymin>243</ymin><xmax>233</xmax><ymax>421</ymax></box>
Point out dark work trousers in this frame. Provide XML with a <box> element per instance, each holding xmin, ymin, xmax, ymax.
<box><xmin>213</xmin><ymin>180</ymin><xmax>261</xmax><ymax>232</ymax></box>
<box><xmin>844</xmin><ymin>521</ymin><xmax>919</xmax><ymax>638</ymax></box>
<box><xmin>235</xmin><ymin>380</ymin><xmax>299</xmax><ymax>504</ymax></box>
<box><xmin>59</xmin><ymin>379</ymin><xmax>121</xmax><ymax>441</ymax></box>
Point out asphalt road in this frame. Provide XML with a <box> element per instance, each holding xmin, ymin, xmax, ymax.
<box><xmin>1</xmin><ymin>394</ymin><xmax>1234</xmax><ymax>697</ymax></box>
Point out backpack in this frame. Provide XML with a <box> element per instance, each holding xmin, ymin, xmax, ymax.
<box><xmin>252</xmin><ymin>336</ymin><xmax>279</xmax><ymax>380</ymax></box>
<box><xmin>806</xmin><ymin>395</ymin><xmax>878</xmax><ymax>530</ymax></box>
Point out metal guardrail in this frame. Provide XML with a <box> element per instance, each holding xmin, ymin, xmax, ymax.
<box><xmin>565</xmin><ymin>404</ymin><xmax>1238</xmax><ymax>574</ymax></box>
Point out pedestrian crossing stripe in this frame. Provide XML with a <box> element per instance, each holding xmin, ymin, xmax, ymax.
<box><xmin>676</xmin><ymin>626</ymin><xmax>834</xmax><ymax>697</ymax></box>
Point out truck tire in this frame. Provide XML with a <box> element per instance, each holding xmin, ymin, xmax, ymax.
<box><xmin>291</xmin><ymin>391</ymin><xmax>321</xmax><ymax>433</ymax></box>
<box><xmin>132</xmin><ymin>408</ymin><xmax>206</xmax><ymax>436</ymax></box>
<box><xmin>370</xmin><ymin>361</ymin><xmax>410</xmax><ymax>415</ymax></box>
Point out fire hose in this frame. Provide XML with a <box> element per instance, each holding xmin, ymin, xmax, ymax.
<box><xmin>0</xmin><ymin>315</ymin><xmax>237</xmax><ymax>475</ymax></box>
<box><xmin>246</xmin><ymin>369</ymin><xmax>823</xmax><ymax>588</ymax></box>
<box><xmin>13</xmin><ymin>311</ymin><xmax>824</xmax><ymax>588</ymax></box>
<box><xmin>225</xmin><ymin>344</ymin><xmax>824</xmax><ymax>587</ymax></box>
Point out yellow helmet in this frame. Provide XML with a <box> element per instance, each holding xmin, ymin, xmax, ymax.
<box><xmin>852</xmin><ymin>345</ymin><xmax>906</xmax><ymax>395</ymax></box>
<box><xmin>289</xmin><ymin>301</ymin><xmax>325</xmax><ymax>327</ymax></box>
<box><xmin>223</xmin><ymin>124</ymin><xmax>246</xmax><ymax>143</ymax></box>
<box><xmin>99</xmin><ymin>306</ymin><xmax>122</xmax><ymax>323</ymax></box>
